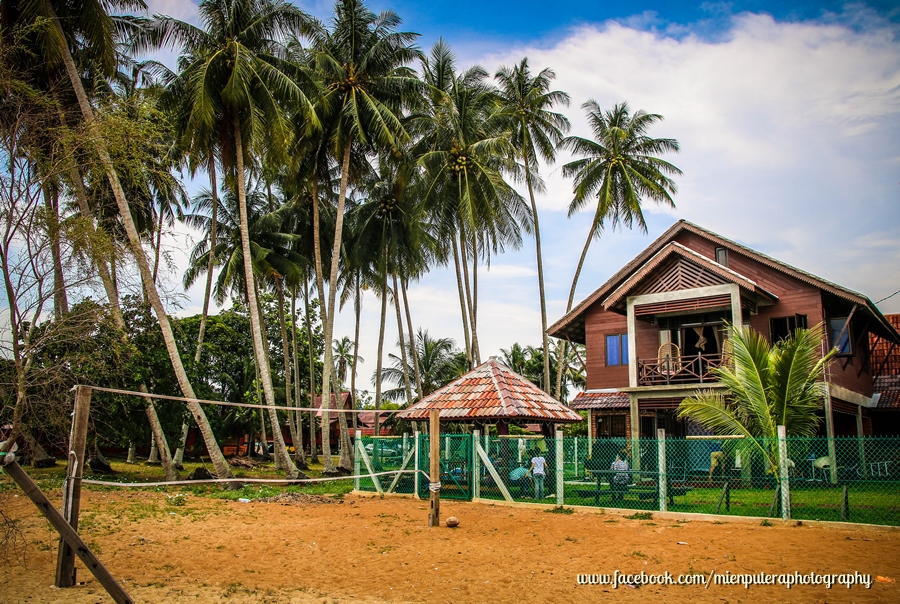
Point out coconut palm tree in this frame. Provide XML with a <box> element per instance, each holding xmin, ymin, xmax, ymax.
<box><xmin>380</xmin><ymin>329</ymin><xmax>467</xmax><ymax>400</ymax></box>
<box><xmin>305</xmin><ymin>0</ymin><xmax>421</xmax><ymax>473</ymax></box>
<box><xmin>555</xmin><ymin>101</ymin><xmax>681</xmax><ymax>396</ymax></box>
<box><xmin>3</xmin><ymin>0</ymin><xmax>235</xmax><ymax>479</ymax></box>
<box><xmin>137</xmin><ymin>0</ymin><xmax>318</xmax><ymax>476</ymax></box>
<box><xmin>333</xmin><ymin>336</ymin><xmax>362</xmax><ymax>386</ymax></box>
<box><xmin>416</xmin><ymin>42</ymin><xmax>530</xmax><ymax>367</ymax></box>
<box><xmin>495</xmin><ymin>58</ymin><xmax>570</xmax><ymax>393</ymax></box>
<box><xmin>677</xmin><ymin>324</ymin><xmax>836</xmax><ymax>479</ymax></box>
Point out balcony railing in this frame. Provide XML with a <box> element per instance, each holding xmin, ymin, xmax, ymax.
<box><xmin>637</xmin><ymin>353</ymin><xmax>725</xmax><ymax>386</ymax></box>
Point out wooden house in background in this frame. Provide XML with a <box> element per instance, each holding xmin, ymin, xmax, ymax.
<box><xmin>549</xmin><ymin>220</ymin><xmax>900</xmax><ymax>447</ymax></box>
<box><xmin>870</xmin><ymin>313</ymin><xmax>900</xmax><ymax>435</ymax></box>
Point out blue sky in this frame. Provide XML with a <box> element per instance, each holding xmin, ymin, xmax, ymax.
<box><xmin>142</xmin><ymin>0</ymin><xmax>900</xmax><ymax>395</ymax></box>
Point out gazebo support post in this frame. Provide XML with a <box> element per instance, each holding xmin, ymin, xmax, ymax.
<box><xmin>428</xmin><ymin>409</ymin><xmax>440</xmax><ymax>527</ymax></box>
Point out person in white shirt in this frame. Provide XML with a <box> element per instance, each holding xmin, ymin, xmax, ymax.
<box><xmin>526</xmin><ymin>450</ymin><xmax>547</xmax><ymax>499</ymax></box>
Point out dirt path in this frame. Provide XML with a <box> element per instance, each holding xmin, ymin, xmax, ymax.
<box><xmin>3</xmin><ymin>490</ymin><xmax>899</xmax><ymax>603</ymax></box>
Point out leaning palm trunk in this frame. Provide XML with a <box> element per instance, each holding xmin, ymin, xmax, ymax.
<box><xmin>44</xmin><ymin>186</ymin><xmax>68</xmax><ymax>319</ymax></box>
<box><xmin>351</xmin><ymin>273</ymin><xmax>362</xmax><ymax>431</ymax></box>
<box><xmin>232</xmin><ymin>118</ymin><xmax>296</xmax><ymax>478</ymax></box>
<box><xmin>555</xmin><ymin>219</ymin><xmax>597</xmax><ymax>397</ymax></box>
<box><xmin>51</xmin><ymin>10</ymin><xmax>234</xmax><ymax>481</ymax></box>
<box><xmin>276</xmin><ymin>281</ymin><xmax>302</xmax><ymax>467</ymax></box>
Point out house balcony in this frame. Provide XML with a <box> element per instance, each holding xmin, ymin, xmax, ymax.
<box><xmin>637</xmin><ymin>352</ymin><xmax>726</xmax><ymax>387</ymax></box>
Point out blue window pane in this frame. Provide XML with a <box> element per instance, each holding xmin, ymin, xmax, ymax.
<box><xmin>606</xmin><ymin>335</ymin><xmax>620</xmax><ymax>366</ymax></box>
<box><xmin>829</xmin><ymin>318</ymin><xmax>852</xmax><ymax>355</ymax></box>
<box><xmin>622</xmin><ymin>336</ymin><xmax>629</xmax><ymax>364</ymax></box>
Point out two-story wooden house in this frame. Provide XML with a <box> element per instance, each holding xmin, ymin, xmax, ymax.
<box><xmin>549</xmin><ymin>220</ymin><xmax>900</xmax><ymax>447</ymax></box>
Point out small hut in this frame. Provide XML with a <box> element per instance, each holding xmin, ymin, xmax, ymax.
<box><xmin>397</xmin><ymin>358</ymin><xmax>581</xmax><ymax>436</ymax></box>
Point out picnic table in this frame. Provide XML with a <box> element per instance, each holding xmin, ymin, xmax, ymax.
<box><xmin>583</xmin><ymin>469</ymin><xmax>692</xmax><ymax>507</ymax></box>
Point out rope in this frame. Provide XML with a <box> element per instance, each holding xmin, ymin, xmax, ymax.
<box><xmin>76</xmin><ymin>385</ymin><xmax>404</xmax><ymax>414</ymax></box>
<box><xmin>81</xmin><ymin>469</ymin><xmax>433</xmax><ymax>489</ymax></box>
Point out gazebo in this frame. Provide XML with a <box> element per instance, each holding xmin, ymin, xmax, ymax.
<box><xmin>397</xmin><ymin>358</ymin><xmax>581</xmax><ymax>436</ymax></box>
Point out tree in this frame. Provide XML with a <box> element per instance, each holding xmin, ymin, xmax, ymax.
<box><xmin>677</xmin><ymin>324</ymin><xmax>836</xmax><ymax>478</ymax></box>
<box><xmin>495</xmin><ymin>57</ymin><xmax>570</xmax><ymax>393</ymax></box>
<box><xmin>139</xmin><ymin>0</ymin><xmax>318</xmax><ymax>477</ymax></box>
<box><xmin>380</xmin><ymin>329</ymin><xmax>467</xmax><ymax>400</ymax></box>
<box><xmin>307</xmin><ymin>0</ymin><xmax>421</xmax><ymax>473</ymax></box>
<box><xmin>556</xmin><ymin>101</ymin><xmax>681</xmax><ymax>396</ymax></box>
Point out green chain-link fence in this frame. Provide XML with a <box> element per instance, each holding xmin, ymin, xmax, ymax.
<box><xmin>355</xmin><ymin>433</ymin><xmax>900</xmax><ymax>526</ymax></box>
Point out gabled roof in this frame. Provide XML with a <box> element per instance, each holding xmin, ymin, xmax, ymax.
<box><xmin>396</xmin><ymin>359</ymin><xmax>581</xmax><ymax>423</ymax></box>
<box><xmin>602</xmin><ymin>241</ymin><xmax>777</xmax><ymax>310</ymax></box>
<box><xmin>313</xmin><ymin>392</ymin><xmax>352</xmax><ymax>422</ymax></box>
<box><xmin>549</xmin><ymin>219</ymin><xmax>900</xmax><ymax>345</ymax></box>
<box><xmin>874</xmin><ymin>375</ymin><xmax>900</xmax><ymax>409</ymax></box>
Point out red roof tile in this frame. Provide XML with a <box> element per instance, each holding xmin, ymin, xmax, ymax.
<box><xmin>569</xmin><ymin>391</ymin><xmax>631</xmax><ymax>410</ymax></box>
<box><xmin>397</xmin><ymin>360</ymin><xmax>581</xmax><ymax>423</ymax></box>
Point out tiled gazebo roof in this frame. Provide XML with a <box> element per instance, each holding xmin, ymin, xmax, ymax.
<box><xmin>397</xmin><ymin>359</ymin><xmax>581</xmax><ymax>423</ymax></box>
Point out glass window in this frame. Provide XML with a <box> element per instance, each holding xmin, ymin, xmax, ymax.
<box><xmin>715</xmin><ymin>247</ymin><xmax>729</xmax><ymax>267</ymax></box>
<box><xmin>606</xmin><ymin>335</ymin><xmax>620</xmax><ymax>366</ymax></box>
<box><xmin>606</xmin><ymin>334</ymin><xmax>628</xmax><ymax>366</ymax></box>
<box><xmin>770</xmin><ymin>314</ymin><xmax>808</xmax><ymax>343</ymax></box>
<box><xmin>829</xmin><ymin>317</ymin><xmax>853</xmax><ymax>356</ymax></box>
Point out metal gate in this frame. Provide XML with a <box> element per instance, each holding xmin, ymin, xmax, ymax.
<box><xmin>417</xmin><ymin>434</ymin><xmax>473</xmax><ymax>500</ymax></box>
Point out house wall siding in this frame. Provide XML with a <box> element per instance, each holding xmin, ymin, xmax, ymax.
<box><xmin>584</xmin><ymin>304</ymin><xmax>628</xmax><ymax>390</ymax></box>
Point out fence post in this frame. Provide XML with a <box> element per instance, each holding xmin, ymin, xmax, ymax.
<box><xmin>856</xmin><ymin>412</ymin><xmax>868</xmax><ymax>478</ymax></box>
<box><xmin>428</xmin><ymin>409</ymin><xmax>441</xmax><ymax>527</ymax></box>
<box><xmin>413</xmin><ymin>431</ymin><xmax>420</xmax><ymax>499</ymax></box>
<box><xmin>555</xmin><ymin>428</ymin><xmax>564</xmax><ymax>506</ymax></box>
<box><xmin>56</xmin><ymin>385</ymin><xmax>91</xmax><ymax>588</ymax></box>
<box><xmin>657</xmin><ymin>428</ymin><xmax>667</xmax><ymax>512</ymax></box>
<box><xmin>354</xmin><ymin>429</ymin><xmax>362</xmax><ymax>492</ymax></box>
<box><xmin>777</xmin><ymin>425</ymin><xmax>791</xmax><ymax>520</ymax></box>
<box><xmin>574</xmin><ymin>437</ymin><xmax>578</xmax><ymax>475</ymax></box>
<box><xmin>473</xmin><ymin>430</ymin><xmax>481</xmax><ymax>500</ymax></box>
<box><xmin>403</xmin><ymin>432</ymin><xmax>409</xmax><ymax>459</ymax></box>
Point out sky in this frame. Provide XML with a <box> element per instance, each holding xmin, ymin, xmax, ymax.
<box><xmin>142</xmin><ymin>0</ymin><xmax>900</xmax><ymax>398</ymax></box>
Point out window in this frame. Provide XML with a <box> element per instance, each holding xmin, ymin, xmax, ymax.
<box><xmin>715</xmin><ymin>247</ymin><xmax>729</xmax><ymax>267</ymax></box>
<box><xmin>770</xmin><ymin>314</ymin><xmax>808</xmax><ymax>343</ymax></box>
<box><xmin>606</xmin><ymin>334</ymin><xmax>629</xmax><ymax>366</ymax></box>
<box><xmin>829</xmin><ymin>317</ymin><xmax>853</xmax><ymax>356</ymax></box>
<box><xmin>597</xmin><ymin>415</ymin><xmax>626</xmax><ymax>438</ymax></box>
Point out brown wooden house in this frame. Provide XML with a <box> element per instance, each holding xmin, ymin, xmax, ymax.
<box><xmin>549</xmin><ymin>220</ymin><xmax>900</xmax><ymax>446</ymax></box>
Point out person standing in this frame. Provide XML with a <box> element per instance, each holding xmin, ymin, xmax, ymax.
<box><xmin>527</xmin><ymin>449</ymin><xmax>547</xmax><ymax>499</ymax></box>
<box><xmin>709</xmin><ymin>440</ymin><xmax>726</xmax><ymax>483</ymax></box>
<box><xmin>611</xmin><ymin>454</ymin><xmax>630</xmax><ymax>502</ymax></box>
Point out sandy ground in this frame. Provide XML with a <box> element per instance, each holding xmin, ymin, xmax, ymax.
<box><xmin>2</xmin><ymin>489</ymin><xmax>899</xmax><ymax>603</ymax></box>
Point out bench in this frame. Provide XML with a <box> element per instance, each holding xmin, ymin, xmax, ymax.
<box><xmin>580</xmin><ymin>469</ymin><xmax>692</xmax><ymax>507</ymax></box>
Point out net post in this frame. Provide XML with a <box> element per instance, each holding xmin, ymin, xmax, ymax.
<box><xmin>657</xmin><ymin>428</ymin><xmax>667</xmax><ymax>512</ymax></box>
<box><xmin>473</xmin><ymin>429</ymin><xmax>481</xmax><ymax>500</ymax></box>
<box><xmin>777</xmin><ymin>425</ymin><xmax>791</xmax><ymax>520</ymax></box>
<box><xmin>555</xmin><ymin>428</ymin><xmax>564</xmax><ymax>506</ymax></box>
<box><xmin>354</xmin><ymin>429</ymin><xmax>362</xmax><ymax>492</ymax></box>
<box><xmin>56</xmin><ymin>385</ymin><xmax>91</xmax><ymax>588</ymax></box>
<box><xmin>428</xmin><ymin>409</ymin><xmax>440</xmax><ymax>527</ymax></box>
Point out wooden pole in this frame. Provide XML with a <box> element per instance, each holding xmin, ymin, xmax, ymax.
<box><xmin>56</xmin><ymin>385</ymin><xmax>91</xmax><ymax>587</ymax></box>
<box><xmin>841</xmin><ymin>485</ymin><xmax>850</xmax><ymax>521</ymax></box>
<box><xmin>4</xmin><ymin>460</ymin><xmax>133</xmax><ymax>603</ymax></box>
<box><xmin>715</xmin><ymin>480</ymin><xmax>730</xmax><ymax>514</ymax></box>
<box><xmin>428</xmin><ymin>409</ymin><xmax>440</xmax><ymax>527</ymax></box>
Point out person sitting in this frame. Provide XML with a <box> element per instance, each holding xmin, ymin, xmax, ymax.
<box><xmin>508</xmin><ymin>465</ymin><xmax>530</xmax><ymax>496</ymax></box>
<box><xmin>709</xmin><ymin>441</ymin><xmax>726</xmax><ymax>483</ymax></box>
<box><xmin>611</xmin><ymin>454</ymin><xmax>630</xmax><ymax>502</ymax></box>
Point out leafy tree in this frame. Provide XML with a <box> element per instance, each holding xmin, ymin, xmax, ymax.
<box><xmin>677</xmin><ymin>324</ymin><xmax>836</xmax><ymax>478</ymax></box>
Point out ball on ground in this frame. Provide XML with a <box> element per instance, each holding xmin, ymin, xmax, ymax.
<box><xmin>446</xmin><ymin>516</ymin><xmax>460</xmax><ymax>528</ymax></box>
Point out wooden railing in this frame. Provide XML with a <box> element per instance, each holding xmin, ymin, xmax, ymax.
<box><xmin>637</xmin><ymin>353</ymin><xmax>724</xmax><ymax>386</ymax></box>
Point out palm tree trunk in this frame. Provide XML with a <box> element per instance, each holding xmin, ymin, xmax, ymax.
<box><xmin>289</xmin><ymin>289</ymin><xmax>307</xmax><ymax>469</ymax></box>
<box><xmin>466</xmin><ymin>232</ymin><xmax>481</xmax><ymax>364</ymax></box>
<box><xmin>194</xmin><ymin>155</ymin><xmax>219</xmax><ymax>364</ymax></box>
<box><xmin>373</xmin><ymin>266</ymin><xmax>389</xmax><ymax>437</ymax></box>
<box><xmin>555</xmin><ymin>223</ymin><xmax>596</xmax><ymax>398</ymax></box>
<box><xmin>52</xmin><ymin>10</ymin><xmax>234</xmax><ymax>481</ymax></box>
<box><xmin>152</xmin><ymin>208</ymin><xmax>164</xmax><ymax>284</ymax></box>
<box><xmin>232</xmin><ymin>117</ymin><xmax>296</xmax><ymax>477</ymax></box>
<box><xmin>145</xmin><ymin>401</ymin><xmax>179</xmax><ymax>481</ymax></box>
<box><xmin>303</xmin><ymin>282</ymin><xmax>319</xmax><ymax>464</ymax></box>
<box><xmin>351</xmin><ymin>273</ymin><xmax>362</xmax><ymax>432</ymax></box>
<box><xmin>44</xmin><ymin>185</ymin><xmax>68</xmax><ymax>319</ymax></box>
<box><xmin>401</xmin><ymin>278</ymin><xmax>423</xmax><ymax>397</ymax></box>
<box><xmin>276</xmin><ymin>281</ymin><xmax>301</xmax><ymax>463</ymax></box>
<box><xmin>318</xmin><ymin>143</ymin><xmax>353</xmax><ymax>473</ymax></box>
<box><xmin>392</xmin><ymin>273</ymin><xmax>414</xmax><ymax>404</ymax></box>
<box><xmin>147</xmin><ymin>435</ymin><xmax>159</xmax><ymax>464</ymax></box>
<box><xmin>524</xmin><ymin>163</ymin><xmax>551</xmax><ymax>392</ymax></box>
<box><xmin>126</xmin><ymin>441</ymin><xmax>136</xmax><ymax>464</ymax></box>
<box><xmin>451</xmin><ymin>235</ymin><xmax>473</xmax><ymax>368</ymax></box>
